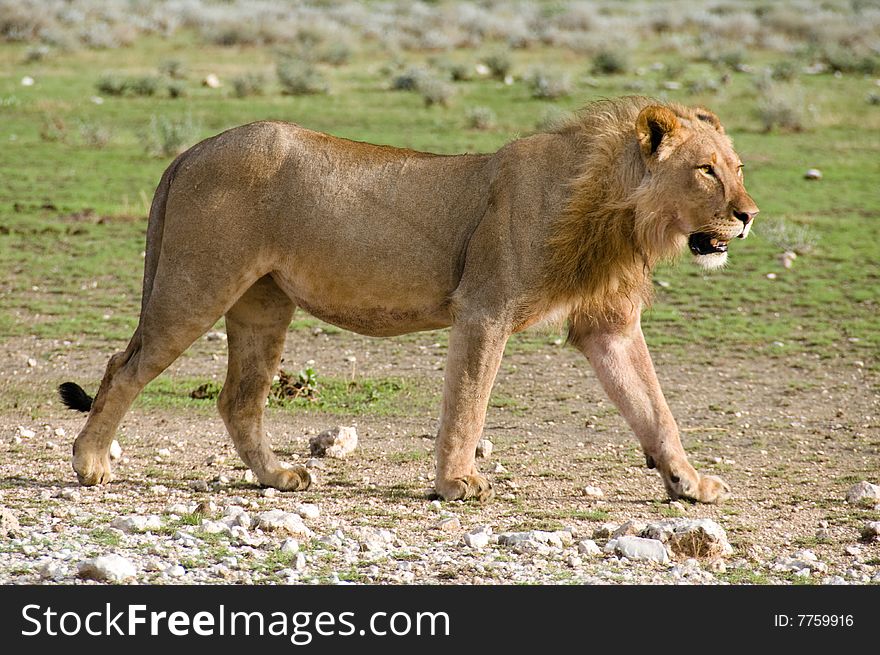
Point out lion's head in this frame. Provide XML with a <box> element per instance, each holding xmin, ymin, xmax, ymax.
<box><xmin>633</xmin><ymin>104</ymin><xmax>759</xmax><ymax>270</ymax></box>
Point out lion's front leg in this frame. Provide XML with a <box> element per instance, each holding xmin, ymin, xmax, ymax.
<box><xmin>433</xmin><ymin>319</ymin><xmax>509</xmax><ymax>503</ymax></box>
<box><xmin>570</xmin><ymin>310</ymin><xmax>730</xmax><ymax>504</ymax></box>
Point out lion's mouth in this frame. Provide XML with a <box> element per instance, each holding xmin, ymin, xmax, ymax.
<box><xmin>688</xmin><ymin>232</ymin><xmax>729</xmax><ymax>256</ymax></box>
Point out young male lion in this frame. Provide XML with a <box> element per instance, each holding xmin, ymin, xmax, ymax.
<box><xmin>60</xmin><ymin>96</ymin><xmax>758</xmax><ymax>504</ymax></box>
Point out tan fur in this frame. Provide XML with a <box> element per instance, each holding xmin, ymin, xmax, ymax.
<box><xmin>68</xmin><ymin>96</ymin><xmax>757</xmax><ymax>504</ymax></box>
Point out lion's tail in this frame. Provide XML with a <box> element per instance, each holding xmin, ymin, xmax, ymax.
<box><xmin>58</xmin><ymin>382</ymin><xmax>94</xmax><ymax>412</ymax></box>
<box><xmin>57</xmin><ymin>150</ymin><xmax>190</xmax><ymax>413</ymax></box>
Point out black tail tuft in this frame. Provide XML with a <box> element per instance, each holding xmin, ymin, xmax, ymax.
<box><xmin>58</xmin><ymin>382</ymin><xmax>94</xmax><ymax>413</ymax></box>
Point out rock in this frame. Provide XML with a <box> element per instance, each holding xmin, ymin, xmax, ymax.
<box><xmin>566</xmin><ymin>555</ymin><xmax>583</xmax><ymax>567</ymax></box>
<box><xmin>498</xmin><ymin>530</ymin><xmax>571</xmax><ymax>550</ymax></box>
<box><xmin>190</xmin><ymin>480</ymin><xmax>209</xmax><ymax>492</ymax></box>
<box><xmin>256</xmin><ymin>510</ymin><xmax>313</xmax><ymax>539</ymax></box>
<box><xmin>111</xmin><ymin>515</ymin><xmax>162</xmax><ymax>534</ymax></box>
<box><xmin>492</xmin><ymin>462</ymin><xmax>506</xmax><ymax>474</ymax></box>
<box><xmin>592</xmin><ymin>522</ymin><xmax>619</xmax><ymax>540</ymax></box>
<box><xmin>59</xmin><ymin>488</ymin><xmax>81</xmax><ymax>502</ymax></box>
<box><xmin>436</xmin><ymin>517</ymin><xmax>461</xmax><ymax>532</ymax></box>
<box><xmin>294</xmin><ymin>552</ymin><xmax>306</xmax><ymax>571</ymax></box>
<box><xmin>641</xmin><ymin>518</ymin><xmax>733</xmax><ymax>558</ymax></box>
<box><xmin>582</xmin><ymin>485</ymin><xmax>603</xmax><ymax>499</ymax></box>
<box><xmin>53</xmin><ymin>427</ymin><xmax>65</xmax><ymax>437</ymax></box>
<box><xmin>804</xmin><ymin>168</ymin><xmax>822</xmax><ymax>180</ymax></box>
<box><xmin>194</xmin><ymin>500</ymin><xmax>217</xmax><ymax>516</ymax></box>
<box><xmin>309</xmin><ymin>426</ymin><xmax>358</xmax><ymax>459</ymax></box>
<box><xmin>203</xmin><ymin>73</ymin><xmax>222</xmax><ymax>88</ymax></box>
<box><xmin>202</xmin><ymin>520</ymin><xmax>231</xmax><ymax>535</ymax></box>
<box><xmin>846</xmin><ymin>481</ymin><xmax>880</xmax><ymax>507</ymax></box>
<box><xmin>612</xmin><ymin>520</ymin><xmax>647</xmax><ymax>539</ymax></box>
<box><xmin>463</xmin><ymin>529</ymin><xmax>491</xmax><ymax>549</ymax></box>
<box><xmin>163</xmin><ymin>564</ymin><xmax>186</xmax><ymax>578</ymax></box>
<box><xmin>708</xmin><ymin>558</ymin><xmax>726</xmax><ymax>573</ymax></box>
<box><xmin>157</xmin><ymin>448</ymin><xmax>172</xmax><ymax>458</ymax></box>
<box><xmin>205</xmin><ymin>330</ymin><xmax>227</xmax><ymax>341</ymax></box>
<box><xmin>38</xmin><ymin>560</ymin><xmax>67</xmax><ymax>581</ymax></box>
<box><xmin>475</xmin><ymin>439</ymin><xmax>493</xmax><ymax>458</ymax></box>
<box><xmin>78</xmin><ymin>554</ymin><xmax>137</xmax><ymax>583</ymax></box>
<box><xmin>164</xmin><ymin>503</ymin><xmax>193</xmax><ymax>516</ymax></box>
<box><xmin>614</xmin><ymin>536</ymin><xmax>670</xmax><ymax>564</ymax></box>
<box><xmin>577</xmin><ymin>539</ymin><xmax>601</xmax><ymax>556</ymax></box>
<box><xmin>108</xmin><ymin>440</ymin><xmax>123</xmax><ymax>460</ymax></box>
<box><xmin>844</xmin><ymin>545</ymin><xmax>862</xmax><ymax>556</ymax></box>
<box><xmin>17</xmin><ymin>426</ymin><xmax>36</xmax><ymax>438</ymax></box>
<box><xmin>261</xmin><ymin>488</ymin><xmax>277</xmax><ymax>498</ymax></box>
<box><xmin>21</xmin><ymin>76</ymin><xmax>34</xmax><ymax>86</ymax></box>
<box><xmin>862</xmin><ymin>521</ymin><xmax>880</xmax><ymax>541</ymax></box>
<box><xmin>295</xmin><ymin>503</ymin><xmax>320</xmax><ymax>520</ymax></box>
<box><xmin>771</xmin><ymin>550</ymin><xmax>828</xmax><ymax>574</ymax></box>
<box><xmin>779</xmin><ymin>251</ymin><xmax>797</xmax><ymax>269</ymax></box>
<box><xmin>280</xmin><ymin>538</ymin><xmax>300</xmax><ymax>555</ymax></box>
<box><xmin>222</xmin><ymin>508</ymin><xmax>251</xmax><ymax>529</ymax></box>
<box><xmin>242</xmin><ymin>470</ymin><xmax>255</xmax><ymax>484</ymax></box>
<box><xmin>0</xmin><ymin>508</ymin><xmax>21</xmax><ymax>537</ymax></box>
<box><xmin>352</xmin><ymin>527</ymin><xmax>398</xmax><ymax>552</ymax></box>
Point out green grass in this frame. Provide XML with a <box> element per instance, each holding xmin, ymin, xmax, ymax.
<box><xmin>1</xmin><ymin>27</ymin><xmax>877</xmax><ymax>372</ymax></box>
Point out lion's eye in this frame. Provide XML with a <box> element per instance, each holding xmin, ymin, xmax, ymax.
<box><xmin>699</xmin><ymin>164</ymin><xmax>716</xmax><ymax>177</ymax></box>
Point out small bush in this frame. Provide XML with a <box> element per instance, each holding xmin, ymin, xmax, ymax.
<box><xmin>527</xmin><ymin>69</ymin><xmax>571</xmax><ymax>100</ymax></box>
<box><xmin>231</xmin><ymin>73</ymin><xmax>267</xmax><ymax>98</ymax></box>
<box><xmin>449</xmin><ymin>63</ymin><xmax>473</xmax><ymax>82</ymax></box>
<box><xmin>418</xmin><ymin>76</ymin><xmax>454</xmax><ymax>107</ymax></box>
<box><xmin>40</xmin><ymin>114</ymin><xmax>67</xmax><ymax>142</ymax></box>
<box><xmin>166</xmin><ymin>80</ymin><xmax>187</xmax><ymax>99</ymax></box>
<box><xmin>868</xmin><ymin>92</ymin><xmax>880</xmax><ymax>106</ymax></box>
<box><xmin>78</xmin><ymin>121</ymin><xmax>113</xmax><ymax>148</ymax></box>
<box><xmin>96</xmin><ymin>75</ymin><xmax>127</xmax><ymax>96</ymax></box>
<box><xmin>759</xmin><ymin>218</ymin><xmax>818</xmax><ymax>255</ymax></box>
<box><xmin>315</xmin><ymin>42</ymin><xmax>351</xmax><ymax>66</ymax></box>
<box><xmin>771</xmin><ymin>60</ymin><xmax>799</xmax><ymax>81</ymax></box>
<box><xmin>484</xmin><ymin>50</ymin><xmax>512</xmax><ymax>80</ymax></box>
<box><xmin>592</xmin><ymin>49</ymin><xmax>628</xmax><ymax>75</ymax></box>
<box><xmin>536</xmin><ymin>106</ymin><xmax>569</xmax><ymax>131</ymax></box>
<box><xmin>466</xmin><ymin>106</ymin><xmax>496</xmax><ymax>130</ymax></box>
<box><xmin>128</xmin><ymin>76</ymin><xmax>160</xmax><ymax>97</ymax></box>
<box><xmin>23</xmin><ymin>45</ymin><xmax>50</xmax><ymax>63</ymax></box>
<box><xmin>276</xmin><ymin>59</ymin><xmax>328</xmax><ymax>95</ymax></box>
<box><xmin>142</xmin><ymin>113</ymin><xmax>200</xmax><ymax>158</ymax></box>
<box><xmin>391</xmin><ymin>67</ymin><xmax>428</xmax><ymax>91</ymax></box>
<box><xmin>821</xmin><ymin>48</ymin><xmax>880</xmax><ymax>75</ymax></box>
<box><xmin>756</xmin><ymin>85</ymin><xmax>808</xmax><ymax>132</ymax></box>
<box><xmin>159</xmin><ymin>59</ymin><xmax>187</xmax><ymax>80</ymax></box>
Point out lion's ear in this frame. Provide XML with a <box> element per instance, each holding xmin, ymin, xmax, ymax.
<box><xmin>635</xmin><ymin>105</ymin><xmax>680</xmax><ymax>159</ymax></box>
<box><xmin>694</xmin><ymin>107</ymin><xmax>725</xmax><ymax>134</ymax></box>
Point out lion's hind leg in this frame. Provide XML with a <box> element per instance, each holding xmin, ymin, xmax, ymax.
<box><xmin>218</xmin><ymin>275</ymin><xmax>310</xmax><ymax>492</ymax></box>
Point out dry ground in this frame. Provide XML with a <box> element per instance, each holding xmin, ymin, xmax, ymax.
<box><xmin>1</xmin><ymin>322</ymin><xmax>878</xmax><ymax>585</ymax></box>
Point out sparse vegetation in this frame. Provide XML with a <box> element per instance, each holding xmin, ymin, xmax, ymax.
<box><xmin>276</xmin><ymin>59</ymin><xmax>328</xmax><ymax>96</ymax></box>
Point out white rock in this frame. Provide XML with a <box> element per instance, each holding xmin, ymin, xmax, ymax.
<box><xmin>108</xmin><ymin>440</ymin><xmax>123</xmax><ymax>460</ymax></box>
<box><xmin>429</xmin><ymin>500</ymin><xmax>442</xmax><ymax>512</ymax></box>
<box><xmin>309</xmin><ymin>426</ymin><xmax>358</xmax><ymax>459</ymax></box>
<box><xmin>256</xmin><ymin>510</ymin><xmax>313</xmax><ymax>539</ymax></box>
<box><xmin>804</xmin><ymin>168</ymin><xmax>822</xmax><ymax>180</ymax></box>
<box><xmin>295</xmin><ymin>503</ymin><xmax>320</xmax><ymax>520</ymax></box>
<box><xmin>844</xmin><ymin>545</ymin><xmax>862</xmax><ymax>556</ymax></box>
<box><xmin>846</xmin><ymin>481</ymin><xmax>880</xmax><ymax>507</ymax></box>
<box><xmin>642</xmin><ymin>518</ymin><xmax>733</xmax><ymax>558</ymax></box>
<box><xmin>203</xmin><ymin>73</ymin><xmax>222</xmax><ymax>89</ymax></box>
<box><xmin>492</xmin><ymin>462</ymin><xmax>506</xmax><ymax>474</ymax></box>
<box><xmin>280</xmin><ymin>538</ymin><xmax>300</xmax><ymax>555</ymax></box>
<box><xmin>582</xmin><ymin>485</ymin><xmax>604</xmax><ymax>499</ymax></box>
<box><xmin>780</xmin><ymin>251</ymin><xmax>797</xmax><ymax>269</ymax></box>
<box><xmin>78</xmin><ymin>554</ymin><xmax>137</xmax><ymax>583</ymax></box>
<box><xmin>9</xmin><ymin>435</ymin><xmax>22</xmax><ymax>445</ymax></box>
<box><xmin>21</xmin><ymin>76</ymin><xmax>34</xmax><ymax>86</ymax></box>
<box><xmin>261</xmin><ymin>488</ymin><xmax>277</xmax><ymax>498</ymax></box>
<box><xmin>353</xmin><ymin>527</ymin><xmax>398</xmax><ymax>552</ymax></box>
<box><xmin>190</xmin><ymin>480</ymin><xmax>209</xmax><ymax>492</ymax></box>
<box><xmin>204</xmin><ymin>330</ymin><xmax>227</xmax><ymax>341</ymax></box>
<box><xmin>164</xmin><ymin>503</ymin><xmax>193</xmax><ymax>516</ymax></box>
<box><xmin>0</xmin><ymin>508</ymin><xmax>21</xmax><ymax>537</ymax></box>
<box><xmin>59</xmin><ymin>488</ymin><xmax>81</xmax><ymax>502</ymax></box>
<box><xmin>577</xmin><ymin>539</ymin><xmax>601</xmax><ymax>556</ymax></box>
<box><xmin>53</xmin><ymin>427</ymin><xmax>65</xmax><ymax>437</ymax></box>
<box><xmin>614</xmin><ymin>536</ymin><xmax>670</xmax><ymax>564</ymax></box>
<box><xmin>294</xmin><ymin>552</ymin><xmax>306</xmax><ymax>571</ymax></box>
<box><xmin>464</xmin><ymin>531</ymin><xmax>491</xmax><ymax>549</ymax></box>
<box><xmin>17</xmin><ymin>426</ymin><xmax>36</xmax><ymax>438</ymax></box>
<box><xmin>475</xmin><ymin>439</ymin><xmax>493</xmax><ymax>458</ymax></box>
<box><xmin>163</xmin><ymin>564</ymin><xmax>186</xmax><ymax>578</ymax></box>
<box><xmin>242</xmin><ymin>470</ymin><xmax>255</xmax><ymax>484</ymax></box>
<box><xmin>111</xmin><ymin>515</ymin><xmax>162</xmax><ymax>533</ymax></box>
<box><xmin>201</xmin><ymin>520</ymin><xmax>231</xmax><ymax>535</ymax></box>
<box><xmin>157</xmin><ymin>448</ymin><xmax>172</xmax><ymax>458</ymax></box>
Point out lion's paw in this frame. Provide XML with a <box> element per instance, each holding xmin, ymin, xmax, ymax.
<box><xmin>665</xmin><ymin>468</ymin><xmax>730</xmax><ymax>504</ymax></box>
<box><xmin>435</xmin><ymin>474</ymin><xmax>494</xmax><ymax>503</ymax></box>
<box><xmin>263</xmin><ymin>465</ymin><xmax>312</xmax><ymax>492</ymax></box>
<box><xmin>72</xmin><ymin>448</ymin><xmax>113</xmax><ymax>486</ymax></box>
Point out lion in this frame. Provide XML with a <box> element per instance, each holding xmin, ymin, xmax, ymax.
<box><xmin>58</xmin><ymin>96</ymin><xmax>758</xmax><ymax>504</ymax></box>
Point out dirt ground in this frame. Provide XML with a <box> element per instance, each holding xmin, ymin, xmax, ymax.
<box><xmin>1</xmin><ymin>325</ymin><xmax>878</xmax><ymax>584</ymax></box>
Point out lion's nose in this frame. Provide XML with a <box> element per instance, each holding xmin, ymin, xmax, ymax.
<box><xmin>733</xmin><ymin>208</ymin><xmax>758</xmax><ymax>225</ymax></box>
